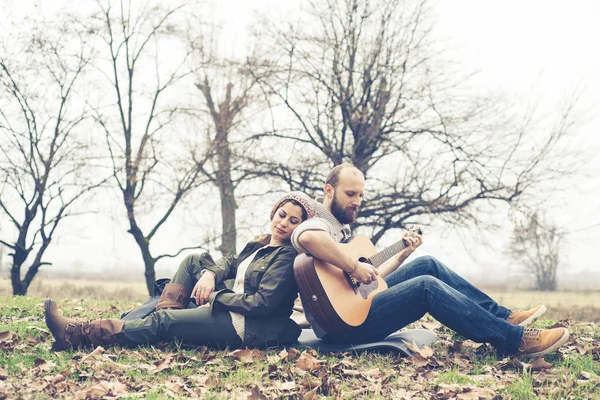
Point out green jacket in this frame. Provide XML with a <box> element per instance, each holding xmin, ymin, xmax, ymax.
<box><xmin>205</xmin><ymin>235</ymin><xmax>301</xmax><ymax>348</ymax></box>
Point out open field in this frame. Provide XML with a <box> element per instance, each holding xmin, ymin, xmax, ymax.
<box><xmin>0</xmin><ymin>277</ymin><xmax>149</xmax><ymax>302</ymax></box>
<box><xmin>1</xmin><ymin>296</ymin><xmax>599</xmax><ymax>399</ymax></box>
<box><xmin>3</xmin><ymin>277</ymin><xmax>600</xmax><ymax>322</ymax></box>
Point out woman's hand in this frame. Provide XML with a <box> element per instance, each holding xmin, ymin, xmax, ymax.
<box><xmin>192</xmin><ymin>270</ymin><xmax>216</xmax><ymax>305</ymax></box>
<box><xmin>395</xmin><ymin>232</ymin><xmax>423</xmax><ymax>263</ymax></box>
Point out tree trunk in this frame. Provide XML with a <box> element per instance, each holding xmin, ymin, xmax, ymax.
<box><xmin>218</xmin><ymin>181</ymin><xmax>237</xmax><ymax>257</ymax></box>
<box><xmin>11</xmin><ymin>261</ymin><xmax>26</xmax><ymax>296</ymax></box>
<box><xmin>215</xmin><ymin>132</ymin><xmax>236</xmax><ymax>257</ymax></box>
<box><xmin>10</xmin><ymin>245</ymin><xmax>29</xmax><ymax>295</ymax></box>
<box><xmin>127</xmin><ymin>222</ymin><xmax>156</xmax><ymax>295</ymax></box>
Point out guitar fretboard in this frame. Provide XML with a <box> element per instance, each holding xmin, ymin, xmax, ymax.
<box><xmin>369</xmin><ymin>239</ymin><xmax>408</xmax><ymax>268</ymax></box>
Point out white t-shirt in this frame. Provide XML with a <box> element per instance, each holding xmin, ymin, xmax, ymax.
<box><xmin>229</xmin><ymin>249</ymin><xmax>261</xmax><ymax>341</ymax></box>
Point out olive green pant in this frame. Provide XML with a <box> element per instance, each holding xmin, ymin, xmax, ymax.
<box><xmin>120</xmin><ymin>254</ymin><xmax>243</xmax><ymax>349</ymax></box>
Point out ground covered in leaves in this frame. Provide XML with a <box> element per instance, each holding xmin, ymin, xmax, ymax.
<box><xmin>1</xmin><ymin>296</ymin><xmax>599</xmax><ymax>399</ymax></box>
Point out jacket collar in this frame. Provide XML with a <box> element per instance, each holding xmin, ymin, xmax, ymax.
<box><xmin>251</xmin><ymin>234</ymin><xmax>295</xmax><ymax>249</ymax></box>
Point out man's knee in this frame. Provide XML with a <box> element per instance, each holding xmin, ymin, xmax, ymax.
<box><xmin>415</xmin><ymin>275</ymin><xmax>439</xmax><ymax>288</ymax></box>
<box><xmin>414</xmin><ymin>275</ymin><xmax>445</xmax><ymax>304</ymax></box>
<box><xmin>411</xmin><ymin>255</ymin><xmax>443</xmax><ymax>274</ymax></box>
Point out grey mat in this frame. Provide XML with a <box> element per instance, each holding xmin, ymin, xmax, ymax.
<box><xmin>297</xmin><ymin>328</ymin><xmax>438</xmax><ymax>357</ymax></box>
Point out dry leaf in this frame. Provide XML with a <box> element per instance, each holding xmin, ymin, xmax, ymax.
<box><xmin>278</xmin><ymin>348</ymin><xmax>289</xmax><ymax>360</ymax></box>
<box><xmin>530</xmin><ymin>358</ymin><xmax>553</xmax><ymax>371</ymax></box>
<box><xmin>274</xmin><ymin>381</ymin><xmax>296</xmax><ymax>391</ymax></box>
<box><xmin>342</xmin><ymin>369</ymin><xmax>361</xmax><ymax>376</ymax></box>
<box><xmin>363</xmin><ymin>368</ymin><xmax>381</xmax><ymax>378</ymax></box>
<box><xmin>404</xmin><ymin>341</ymin><xmax>433</xmax><ymax>358</ymax></box>
<box><xmin>43</xmin><ymin>374</ymin><xmax>65</xmax><ymax>384</ymax></box>
<box><xmin>296</xmin><ymin>351</ymin><xmax>326</xmax><ymax>372</ymax></box>
<box><xmin>303</xmin><ymin>386</ymin><xmax>320</xmax><ymax>400</ymax></box>
<box><xmin>80</xmin><ymin>346</ymin><xmax>105</xmax><ymax>363</ymax></box>
<box><xmin>300</xmin><ymin>374</ymin><xmax>321</xmax><ymax>389</ymax></box>
<box><xmin>165</xmin><ymin>380</ymin><xmax>185</xmax><ymax>394</ymax></box>
<box><xmin>84</xmin><ymin>382</ymin><xmax>110</xmax><ymax>400</ymax></box>
<box><xmin>576</xmin><ymin>344</ymin><xmax>590</xmax><ymax>355</ymax></box>
<box><xmin>580</xmin><ymin>371</ymin><xmax>593</xmax><ymax>380</ymax></box>
<box><xmin>0</xmin><ymin>332</ymin><xmax>14</xmax><ymax>343</ymax></box>
<box><xmin>227</xmin><ymin>348</ymin><xmax>263</xmax><ymax>363</ymax></box>
<box><xmin>151</xmin><ymin>355</ymin><xmax>174</xmax><ymax>373</ymax></box>
<box><xmin>189</xmin><ymin>374</ymin><xmax>220</xmax><ymax>389</ymax></box>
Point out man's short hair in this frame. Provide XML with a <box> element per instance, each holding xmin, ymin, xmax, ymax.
<box><xmin>325</xmin><ymin>163</ymin><xmax>359</xmax><ymax>188</ymax></box>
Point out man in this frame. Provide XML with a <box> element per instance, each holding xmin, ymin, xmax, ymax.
<box><xmin>291</xmin><ymin>163</ymin><xmax>568</xmax><ymax>358</ymax></box>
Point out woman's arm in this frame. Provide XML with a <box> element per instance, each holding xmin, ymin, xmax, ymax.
<box><xmin>192</xmin><ymin>253</ymin><xmax>238</xmax><ymax>305</ymax></box>
<box><xmin>209</xmin><ymin>247</ymin><xmax>298</xmax><ymax>318</ymax></box>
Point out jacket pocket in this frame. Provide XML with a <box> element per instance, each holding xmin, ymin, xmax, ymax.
<box><xmin>247</xmin><ymin>268</ymin><xmax>266</xmax><ymax>289</ymax></box>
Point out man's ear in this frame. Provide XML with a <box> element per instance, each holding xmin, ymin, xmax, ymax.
<box><xmin>324</xmin><ymin>184</ymin><xmax>334</xmax><ymax>199</ymax></box>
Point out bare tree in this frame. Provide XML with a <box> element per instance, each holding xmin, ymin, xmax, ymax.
<box><xmin>186</xmin><ymin>24</ymin><xmax>275</xmax><ymax>256</ymax></box>
<box><xmin>90</xmin><ymin>0</ymin><xmax>211</xmax><ymax>294</ymax></box>
<box><xmin>253</xmin><ymin>0</ymin><xmax>578</xmax><ymax>243</ymax></box>
<box><xmin>0</xmin><ymin>236</ymin><xmax>5</xmax><ymax>275</ymax></box>
<box><xmin>0</xmin><ymin>17</ymin><xmax>104</xmax><ymax>295</ymax></box>
<box><xmin>507</xmin><ymin>212</ymin><xmax>562</xmax><ymax>291</ymax></box>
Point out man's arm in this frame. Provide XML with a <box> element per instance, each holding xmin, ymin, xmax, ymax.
<box><xmin>377</xmin><ymin>233</ymin><xmax>423</xmax><ymax>278</ymax></box>
<box><xmin>298</xmin><ymin>230</ymin><xmax>378</xmax><ymax>284</ymax></box>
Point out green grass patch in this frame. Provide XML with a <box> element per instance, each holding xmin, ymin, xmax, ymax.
<box><xmin>1</xmin><ymin>295</ymin><xmax>599</xmax><ymax>399</ymax></box>
<box><xmin>436</xmin><ymin>367</ymin><xmax>474</xmax><ymax>385</ymax></box>
<box><xmin>502</xmin><ymin>373</ymin><xmax>536</xmax><ymax>399</ymax></box>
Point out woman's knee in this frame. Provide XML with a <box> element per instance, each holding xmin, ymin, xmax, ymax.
<box><xmin>180</xmin><ymin>253</ymin><xmax>209</xmax><ymax>272</ymax></box>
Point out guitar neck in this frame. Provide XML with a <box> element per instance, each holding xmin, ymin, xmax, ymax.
<box><xmin>369</xmin><ymin>239</ymin><xmax>407</xmax><ymax>268</ymax></box>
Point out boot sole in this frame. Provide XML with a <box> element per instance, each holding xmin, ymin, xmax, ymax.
<box><xmin>521</xmin><ymin>328</ymin><xmax>569</xmax><ymax>359</ymax></box>
<box><xmin>519</xmin><ymin>305</ymin><xmax>547</xmax><ymax>327</ymax></box>
<box><xmin>44</xmin><ymin>299</ymin><xmax>65</xmax><ymax>351</ymax></box>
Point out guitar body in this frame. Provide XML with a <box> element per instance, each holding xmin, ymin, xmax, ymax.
<box><xmin>294</xmin><ymin>235</ymin><xmax>388</xmax><ymax>334</ymax></box>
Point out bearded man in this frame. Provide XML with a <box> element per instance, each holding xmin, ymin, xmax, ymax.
<box><xmin>291</xmin><ymin>163</ymin><xmax>567</xmax><ymax>359</ymax></box>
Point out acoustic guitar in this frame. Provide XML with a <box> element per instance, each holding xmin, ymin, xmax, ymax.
<box><xmin>293</xmin><ymin>227</ymin><xmax>422</xmax><ymax>334</ymax></box>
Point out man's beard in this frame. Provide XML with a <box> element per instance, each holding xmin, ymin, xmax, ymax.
<box><xmin>331</xmin><ymin>193</ymin><xmax>358</xmax><ymax>224</ymax></box>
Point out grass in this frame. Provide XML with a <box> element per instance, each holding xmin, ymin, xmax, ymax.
<box><xmin>503</xmin><ymin>373</ymin><xmax>536</xmax><ymax>399</ymax></box>
<box><xmin>1</xmin><ymin>294</ymin><xmax>600</xmax><ymax>399</ymax></box>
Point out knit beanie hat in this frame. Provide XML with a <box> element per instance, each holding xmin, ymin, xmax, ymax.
<box><xmin>270</xmin><ymin>191</ymin><xmax>316</xmax><ymax>221</ymax></box>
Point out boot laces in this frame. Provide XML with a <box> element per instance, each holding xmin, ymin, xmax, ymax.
<box><xmin>509</xmin><ymin>309</ymin><xmax>524</xmax><ymax>318</ymax></box>
<box><xmin>523</xmin><ymin>328</ymin><xmax>540</xmax><ymax>341</ymax></box>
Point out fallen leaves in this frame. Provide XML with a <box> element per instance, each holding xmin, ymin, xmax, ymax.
<box><xmin>227</xmin><ymin>348</ymin><xmax>264</xmax><ymax>363</ymax></box>
<box><xmin>296</xmin><ymin>350</ymin><xmax>326</xmax><ymax>372</ymax></box>
<box><xmin>1</xmin><ymin>299</ymin><xmax>600</xmax><ymax>399</ymax></box>
<box><xmin>0</xmin><ymin>332</ymin><xmax>16</xmax><ymax>351</ymax></box>
<box><xmin>437</xmin><ymin>383</ymin><xmax>498</xmax><ymax>399</ymax></box>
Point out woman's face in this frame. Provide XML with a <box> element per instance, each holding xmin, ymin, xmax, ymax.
<box><xmin>270</xmin><ymin>201</ymin><xmax>305</xmax><ymax>243</ymax></box>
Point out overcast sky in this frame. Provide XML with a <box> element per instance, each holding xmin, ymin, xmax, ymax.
<box><xmin>2</xmin><ymin>0</ymin><xmax>599</xmax><ymax>286</ymax></box>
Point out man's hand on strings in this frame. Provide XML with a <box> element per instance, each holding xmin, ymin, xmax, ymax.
<box><xmin>395</xmin><ymin>231</ymin><xmax>423</xmax><ymax>263</ymax></box>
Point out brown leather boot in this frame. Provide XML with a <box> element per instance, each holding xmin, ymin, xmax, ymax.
<box><xmin>517</xmin><ymin>327</ymin><xmax>569</xmax><ymax>358</ymax></box>
<box><xmin>155</xmin><ymin>283</ymin><xmax>191</xmax><ymax>311</ymax></box>
<box><xmin>44</xmin><ymin>299</ymin><xmax>124</xmax><ymax>351</ymax></box>
<box><xmin>506</xmin><ymin>305</ymin><xmax>547</xmax><ymax>327</ymax></box>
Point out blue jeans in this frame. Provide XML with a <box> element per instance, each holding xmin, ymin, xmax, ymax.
<box><xmin>326</xmin><ymin>256</ymin><xmax>524</xmax><ymax>356</ymax></box>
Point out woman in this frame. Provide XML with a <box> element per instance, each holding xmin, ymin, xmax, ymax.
<box><xmin>44</xmin><ymin>191</ymin><xmax>315</xmax><ymax>350</ymax></box>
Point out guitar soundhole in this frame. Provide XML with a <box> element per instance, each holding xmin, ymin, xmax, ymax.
<box><xmin>357</xmin><ymin>280</ymin><xmax>379</xmax><ymax>299</ymax></box>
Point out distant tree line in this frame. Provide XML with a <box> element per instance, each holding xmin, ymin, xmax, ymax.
<box><xmin>0</xmin><ymin>0</ymin><xmax>579</xmax><ymax>295</ymax></box>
